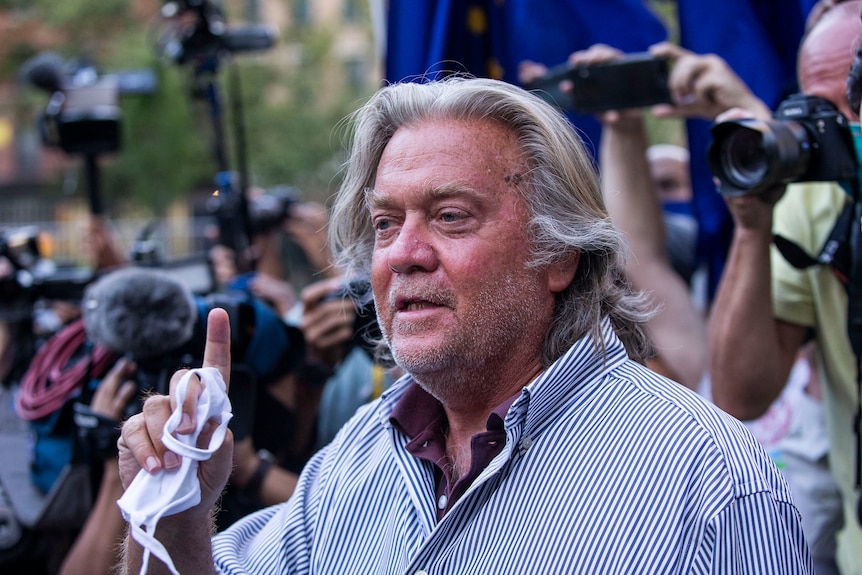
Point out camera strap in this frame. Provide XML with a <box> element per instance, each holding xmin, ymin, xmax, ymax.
<box><xmin>848</xmin><ymin>200</ymin><xmax>862</xmax><ymax>493</ymax></box>
<box><xmin>772</xmin><ymin>199</ymin><xmax>854</xmax><ymax>282</ymax></box>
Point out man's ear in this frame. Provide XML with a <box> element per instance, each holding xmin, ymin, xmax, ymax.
<box><xmin>547</xmin><ymin>252</ymin><xmax>580</xmax><ymax>293</ymax></box>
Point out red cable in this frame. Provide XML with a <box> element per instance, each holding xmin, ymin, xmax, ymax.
<box><xmin>15</xmin><ymin>319</ymin><xmax>118</xmax><ymax>421</ymax></box>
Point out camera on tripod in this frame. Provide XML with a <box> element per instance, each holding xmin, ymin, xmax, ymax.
<box><xmin>707</xmin><ymin>94</ymin><xmax>858</xmax><ymax>197</ymax></box>
<box><xmin>158</xmin><ymin>0</ymin><xmax>277</xmax><ymax>65</ymax></box>
<box><xmin>21</xmin><ymin>52</ymin><xmax>157</xmax><ymax>157</ymax></box>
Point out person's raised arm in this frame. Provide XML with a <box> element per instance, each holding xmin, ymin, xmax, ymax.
<box><xmin>117</xmin><ymin>307</ymin><xmax>234</xmax><ymax>575</ymax></box>
<box><xmin>601</xmin><ymin>122</ymin><xmax>707</xmax><ymax>387</ymax></box>
<box><xmin>708</xmin><ymin>185</ymin><xmax>808</xmax><ymax>419</ymax></box>
<box><xmin>564</xmin><ymin>44</ymin><xmax>707</xmax><ymax>388</ymax></box>
<box><xmin>706</xmin><ymin>108</ymin><xmax>808</xmax><ymax>418</ymax></box>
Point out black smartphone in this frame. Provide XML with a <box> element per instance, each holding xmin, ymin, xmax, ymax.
<box><xmin>525</xmin><ymin>53</ymin><xmax>672</xmax><ymax>114</ymax></box>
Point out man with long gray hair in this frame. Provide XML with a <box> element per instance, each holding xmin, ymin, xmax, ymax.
<box><xmin>117</xmin><ymin>76</ymin><xmax>811</xmax><ymax>573</ymax></box>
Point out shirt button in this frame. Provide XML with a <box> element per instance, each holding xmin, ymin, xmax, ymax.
<box><xmin>437</xmin><ymin>494</ymin><xmax>448</xmax><ymax>510</ymax></box>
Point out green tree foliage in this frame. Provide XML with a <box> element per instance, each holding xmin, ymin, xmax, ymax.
<box><xmin>228</xmin><ymin>26</ymin><xmax>375</xmax><ymax>204</ymax></box>
<box><xmin>3</xmin><ymin>1</ymin><xmax>378</xmax><ymax>214</ymax></box>
<box><xmin>102</xmin><ymin>61</ymin><xmax>215</xmax><ymax>214</ymax></box>
<box><xmin>28</xmin><ymin>0</ymin><xmax>129</xmax><ymax>27</ymax></box>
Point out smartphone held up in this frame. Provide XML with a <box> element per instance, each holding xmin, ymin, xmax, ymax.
<box><xmin>524</xmin><ymin>52</ymin><xmax>672</xmax><ymax>114</ymax></box>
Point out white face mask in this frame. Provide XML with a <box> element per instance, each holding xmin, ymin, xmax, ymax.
<box><xmin>117</xmin><ymin>367</ymin><xmax>232</xmax><ymax>575</ymax></box>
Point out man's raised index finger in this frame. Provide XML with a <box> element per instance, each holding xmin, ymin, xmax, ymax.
<box><xmin>203</xmin><ymin>307</ymin><xmax>232</xmax><ymax>391</ymax></box>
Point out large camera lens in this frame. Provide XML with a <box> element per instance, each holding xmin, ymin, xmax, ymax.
<box><xmin>720</xmin><ymin>128</ymin><xmax>768</xmax><ymax>189</ymax></box>
<box><xmin>708</xmin><ymin>118</ymin><xmax>811</xmax><ymax>196</ymax></box>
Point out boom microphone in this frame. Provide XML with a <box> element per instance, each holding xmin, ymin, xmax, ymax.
<box><xmin>82</xmin><ymin>266</ymin><xmax>198</xmax><ymax>358</ymax></box>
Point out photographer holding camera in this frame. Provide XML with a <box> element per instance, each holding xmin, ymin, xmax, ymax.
<box><xmin>520</xmin><ymin>43</ymin><xmax>709</xmax><ymax>391</ymax></box>
<box><xmin>708</xmin><ymin>2</ymin><xmax>862</xmax><ymax>573</ymax></box>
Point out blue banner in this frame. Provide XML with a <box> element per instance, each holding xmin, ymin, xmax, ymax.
<box><xmin>384</xmin><ymin>0</ymin><xmax>818</xmax><ymax>299</ymax></box>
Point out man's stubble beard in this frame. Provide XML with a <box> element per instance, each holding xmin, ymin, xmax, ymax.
<box><xmin>382</xmin><ymin>270</ymin><xmax>550</xmax><ymax>408</ymax></box>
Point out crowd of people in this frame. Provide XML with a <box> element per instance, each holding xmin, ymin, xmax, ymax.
<box><xmin>0</xmin><ymin>186</ymin><xmax>396</xmax><ymax>573</ymax></box>
<box><xmin>2</xmin><ymin>0</ymin><xmax>862</xmax><ymax>573</ymax></box>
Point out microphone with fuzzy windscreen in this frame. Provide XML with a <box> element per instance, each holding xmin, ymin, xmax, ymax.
<box><xmin>82</xmin><ymin>266</ymin><xmax>198</xmax><ymax>359</ymax></box>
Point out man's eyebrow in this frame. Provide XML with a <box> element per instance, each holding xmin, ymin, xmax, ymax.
<box><xmin>364</xmin><ymin>187</ymin><xmax>389</xmax><ymax>210</ymax></box>
<box><xmin>365</xmin><ymin>184</ymin><xmax>478</xmax><ymax>209</ymax></box>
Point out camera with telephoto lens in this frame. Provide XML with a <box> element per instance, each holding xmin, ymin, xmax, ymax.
<box><xmin>707</xmin><ymin>94</ymin><xmax>858</xmax><ymax>197</ymax></box>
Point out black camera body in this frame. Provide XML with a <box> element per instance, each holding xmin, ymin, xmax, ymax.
<box><xmin>40</xmin><ymin>78</ymin><xmax>122</xmax><ymax>155</ymax></box>
<box><xmin>248</xmin><ymin>185</ymin><xmax>299</xmax><ymax>235</ymax></box>
<box><xmin>21</xmin><ymin>52</ymin><xmax>157</xmax><ymax>157</ymax></box>
<box><xmin>708</xmin><ymin>94</ymin><xmax>858</xmax><ymax>196</ymax></box>
<box><xmin>0</xmin><ymin>227</ymin><xmax>94</xmax><ymax>323</ymax></box>
<box><xmin>159</xmin><ymin>0</ymin><xmax>277</xmax><ymax>65</ymax></box>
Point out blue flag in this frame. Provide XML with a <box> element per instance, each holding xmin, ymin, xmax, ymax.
<box><xmin>385</xmin><ymin>0</ymin><xmax>667</xmax><ymax>157</ymax></box>
<box><xmin>384</xmin><ymin>0</ymin><xmax>817</xmax><ymax>299</ymax></box>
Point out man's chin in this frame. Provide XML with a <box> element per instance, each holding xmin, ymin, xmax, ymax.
<box><xmin>390</xmin><ymin>344</ymin><xmax>449</xmax><ymax>375</ymax></box>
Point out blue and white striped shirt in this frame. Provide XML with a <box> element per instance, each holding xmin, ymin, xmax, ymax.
<box><xmin>213</xmin><ymin>319</ymin><xmax>812</xmax><ymax>574</ymax></box>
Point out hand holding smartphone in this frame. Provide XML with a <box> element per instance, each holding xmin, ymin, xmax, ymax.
<box><xmin>524</xmin><ymin>52</ymin><xmax>672</xmax><ymax>115</ymax></box>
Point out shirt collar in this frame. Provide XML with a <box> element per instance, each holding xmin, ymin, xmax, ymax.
<box><xmin>379</xmin><ymin>317</ymin><xmax>629</xmax><ymax>434</ymax></box>
<box><xmin>390</xmin><ymin>382</ymin><xmax>518</xmax><ymax>440</ymax></box>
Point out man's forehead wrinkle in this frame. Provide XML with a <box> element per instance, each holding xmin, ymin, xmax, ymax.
<box><xmin>367</xmin><ymin>182</ymin><xmax>478</xmax><ymax>208</ymax></box>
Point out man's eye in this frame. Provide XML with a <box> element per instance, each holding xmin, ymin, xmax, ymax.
<box><xmin>374</xmin><ymin>218</ymin><xmax>392</xmax><ymax>231</ymax></box>
<box><xmin>440</xmin><ymin>210</ymin><xmax>465</xmax><ymax>223</ymax></box>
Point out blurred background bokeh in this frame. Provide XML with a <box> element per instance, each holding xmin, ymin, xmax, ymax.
<box><xmin>0</xmin><ymin>0</ymin><xmax>382</xmax><ymax>265</ymax></box>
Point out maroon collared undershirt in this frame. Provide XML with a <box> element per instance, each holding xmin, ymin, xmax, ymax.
<box><xmin>390</xmin><ymin>382</ymin><xmax>518</xmax><ymax>522</ymax></box>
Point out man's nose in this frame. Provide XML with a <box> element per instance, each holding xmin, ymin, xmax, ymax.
<box><xmin>385</xmin><ymin>217</ymin><xmax>438</xmax><ymax>274</ymax></box>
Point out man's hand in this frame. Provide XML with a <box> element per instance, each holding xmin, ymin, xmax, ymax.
<box><xmin>713</xmin><ymin>107</ymin><xmax>785</xmax><ymax>231</ymax></box>
<box><xmin>117</xmin><ymin>307</ymin><xmax>234</xmax><ymax>518</ymax></box>
<box><xmin>649</xmin><ymin>42</ymin><xmax>771</xmax><ymax>121</ymax></box>
<box><xmin>90</xmin><ymin>357</ymin><xmax>138</xmax><ymax>420</ymax></box>
<box><xmin>300</xmin><ymin>278</ymin><xmax>356</xmax><ymax>370</ymax></box>
<box><xmin>249</xmin><ymin>272</ymin><xmax>298</xmax><ymax>317</ymax></box>
<box><xmin>517</xmin><ymin>60</ymin><xmax>549</xmax><ymax>85</ymax></box>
